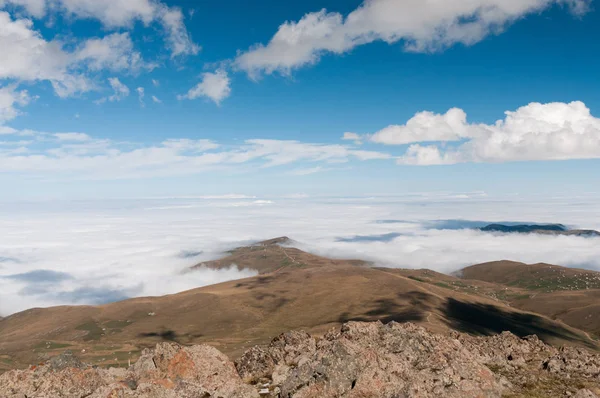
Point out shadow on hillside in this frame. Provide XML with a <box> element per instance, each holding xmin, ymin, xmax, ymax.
<box><xmin>339</xmin><ymin>291</ymin><xmax>433</xmax><ymax>324</ymax></box>
<box><xmin>442</xmin><ymin>298</ymin><xmax>596</xmax><ymax>349</ymax></box>
<box><xmin>334</xmin><ymin>291</ymin><xmax>595</xmax><ymax>349</ymax></box>
<box><xmin>139</xmin><ymin>330</ymin><xmax>178</xmax><ymax>342</ymax></box>
<box><xmin>234</xmin><ymin>276</ymin><xmax>274</xmax><ymax>290</ymax></box>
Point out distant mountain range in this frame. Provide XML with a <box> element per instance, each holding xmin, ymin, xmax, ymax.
<box><xmin>480</xmin><ymin>223</ymin><xmax>600</xmax><ymax>237</ymax></box>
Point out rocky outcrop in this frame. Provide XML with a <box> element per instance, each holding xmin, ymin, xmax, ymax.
<box><xmin>0</xmin><ymin>343</ymin><xmax>258</xmax><ymax>398</ymax></box>
<box><xmin>2</xmin><ymin>321</ymin><xmax>599</xmax><ymax>398</ymax></box>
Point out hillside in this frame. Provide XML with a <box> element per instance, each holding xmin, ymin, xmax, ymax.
<box><xmin>0</xmin><ymin>239</ymin><xmax>598</xmax><ymax>375</ymax></box>
<box><xmin>457</xmin><ymin>260</ymin><xmax>600</xmax><ymax>339</ymax></box>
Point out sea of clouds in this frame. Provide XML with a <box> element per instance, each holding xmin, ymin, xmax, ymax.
<box><xmin>1</xmin><ymin>193</ymin><xmax>600</xmax><ymax>315</ymax></box>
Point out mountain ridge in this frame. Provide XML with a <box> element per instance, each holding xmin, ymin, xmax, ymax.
<box><xmin>1</xmin><ymin>238</ymin><xmax>599</xmax><ymax>375</ymax></box>
<box><xmin>479</xmin><ymin>224</ymin><xmax>600</xmax><ymax>237</ymax></box>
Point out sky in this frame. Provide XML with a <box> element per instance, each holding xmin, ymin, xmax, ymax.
<box><xmin>0</xmin><ymin>0</ymin><xmax>599</xmax><ymax>200</ymax></box>
<box><xmin>2</xmin><ymin>1</ymin><xmax>600</xmax><ymax>314</ymax></box>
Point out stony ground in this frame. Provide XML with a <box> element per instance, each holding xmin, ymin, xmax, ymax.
<box><xmin>1</xmin><ymin>321</ymin><xmax>599</xmax><ymax>398</ymax></box>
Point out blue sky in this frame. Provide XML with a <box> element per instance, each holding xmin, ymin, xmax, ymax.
<box><xmin>1</xmin><ymin>0</ymin><xmax>600</xmax><ymax>200</ymax></box>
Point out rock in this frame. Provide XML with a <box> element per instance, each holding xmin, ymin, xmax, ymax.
<box><xmin>270</xmin><ymin>322</ymin><xmax>505</xmax><ymax>398</ymax></box>
<box><xmin>574</xmin><ymin>389</ymin><xmax>599</xmax><ymax>398</ymax></box>
<box><xmin>48</xmin><ymin>349</ymin><xmax>87</xmax><ymax>371</ymax></box>
<box><xmin>236</xmin><ymin>330</ymin><xmax>315</xmax><ymax>383</ymax></box>
<box><xmin>0</xmin><ymin>343</ymin><xmax>258</xmax><ymax>398</ymax></box>
<box><xmin>2</xmin><ymin>322</ymin><xmax>599</xmax><ymax>398</ymax></box>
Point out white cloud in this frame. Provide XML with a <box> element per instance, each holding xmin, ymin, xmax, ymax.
<box><xmin>0</xmin><ymin>1</ymin><xmax>196</xmax><ymax>100</ymax></box>
<box><xmin>100</xmin><ymin>77</ymin><xmax>130</xmax><ymax>103</ymax></box>
<box><xmin>74</xmin><ymin>32</ymin><xmax>153</xmax><ymax>73</ymax></box>
<box><xmin>136</xmin><ymin>86</ymin><xmax>145</xmax><ymax>106</ymax></box>
<box><xmin>0</xmin><ymin>200</ymin><xmax>260</xmax><ymax>313</ymax></box>
<box><xmin>0</xmin><ymin>85</ymin><xmax>31</xmax><ymax>124</ymax></box>
<box><xmin>365</xmin><ymin>101</ymin><xmax>600</xmax><ymax>165</ymax></box>
<box><xmin>178</xmin><ymin>69</ymin><xmax>231</xmax><ymax>105</ymax></box>
<box><xmin>290</xmin><ymin>166</ymin><xmax>324</xmax><ymax>176</ymax></box>
<box><xmin>0</xmin><ymin>0</ymin><xmax>46</xmax><ymax>18</ymax></box>
<box><xmin>1</xmin><ymin>0</ymin><xmax>199</xmax><ymax>57</ymax></box>
<box><xmin>370</xmin><ymin>108</ymin><xmax>470</xmax><ymax>145</ymax></box>
<box><xmin>0</xmin><ymin>11</ymin><xmax>91</xmax><ymax>97</ymax></box>
<box><xmin>53</xmin><ymin>132</ymin><xmax>91</xmax><ymax>141</ymax></box>
<box><xmin>161</xmin><ymin>138</ymin><xmax>219</xmax><ymax>152</ymax></box>
<box><xmin>235</xmin><ymin>0</ymin><xmax>589</xmax><ymax>76</ymax></box>
<box><xmin>159</xmin><ymin>6</ymin><xmax>200</xmax><ymax>58</ymax></box>
<box><xmin>0</xmin><ymin>13</ymin><xmax>151</xmax><ymax>98</ymax></box>
<box><xmin>151</xmin><ymin>95</ymin><xmax>162</xmax><ymax>104</ymax></box>
<box><xmin>342</xmin><ymin>132</ymin><xmax>363</xmax><ymax>145</ymax></box>
<box><xmin>0</xmin><ymin>133</ymin><xmax>391</xmax><ymax>179</ymax></box>
<box><xmin>152</xmin><ymin>79</ymin><xmax>159</xmax><ymax>87</ymax></box>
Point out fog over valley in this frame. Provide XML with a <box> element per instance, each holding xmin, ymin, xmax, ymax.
<box><xmin>2</xmin><ymin>194</ymin><xmax>600</xmax><ymax>315</ymax></box>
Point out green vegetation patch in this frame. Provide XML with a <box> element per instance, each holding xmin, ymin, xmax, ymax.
<box><xmin>0</xmin><ymin>357</ymin><xmax>13</xmax><ymax>365</ymax></box>
<box><xmin>281</xmin><ymin>258</ymin><xmax>292</xmax><ymax>267</ymax></box>
<box><xmin>104</xmin><ymin>320</ymin><xmax>132</xmax><ymax>329</ymax></box>
<box><xmin>434</xmin><ymin>282</ymin><xmax>452</xmax><ymax>289</ymax></box>
<box><xmin>507</xmin><ymin>274</ymin><xmax>600</xmax><ymax>292</ymax></box>
<box><xmin>76</xmin><ymin>321</ymin><xmax>104</xmax><ymax>341</ymax></box>
<box><xmin>34</xmin><ymin>341</ymin><xmax>72</xmax><ymax>350</ymax></box>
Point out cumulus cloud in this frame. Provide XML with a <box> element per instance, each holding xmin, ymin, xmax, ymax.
<box><xmin>0</xmin><ymin>0</ymin><xmax>196</xmax><ymax>99</ymax></box>
<box><xmin>364</xmin><ymin>101</ymin><xmax>600</xmax><ymax>165</ymax></box>
<box><xmin>235</xmin><ymin>0</ymin><xmax>589</xmax><ymax>77</ymax></box>
<box><xmin>95</xmin><ymin>77</ymin><xmax>130</xmax><ymax>104</ymax></box>
<box><xmin>0</xmin><ymin>0</ymin><xmax>198</xmax><ymax>57</ymax></box>
<box><xmin>151</xmin><ymin>95</ymin><xmax>162</xmax><ymax>104</ymax></box>
<box><xmin>178</xmin><ymin>69</ymin><xmax>231</xmax><ymax>105</ymax></box>
<box><xmin>0</xmin><ymin>0</ymin><xmax>46</xmax><ymax>18</ymax></box>
<box><xmin>0</xmin><ymin>85</ymin><xmax>31</xmax><ymax>124</ymax></box>
<box><xmin>0</xmin><ymin>11</ymin><xmax>91</xmax><ymax>97</ymax></box>
<box><xmin>370</xmin><ymin>108</ymin><xmax>470</xmax><ymax>145</ymax></box>
<box><xmin>74</xmin><ymin>32</ymin><xmax>154</xmax><ymax>73</ymax></box>
<box><xmin>1</xmin><ymin>195</ymin><xmax>600</xmax><ymax>315</ymax></box>
<box><xmin>0</xmin><ymin>13</ymin><xmax>152</xmax><ymax>98</ymax></box>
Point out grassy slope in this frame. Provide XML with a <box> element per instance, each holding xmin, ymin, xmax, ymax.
<box><xmin>458</xmin><ymin>260</ymin><xmax>600</xmax><ymax>339</ymax></box>
<box><xmin>1</xmin><ymin>242</ymin><xmax>598</xmax><ymax>373</ymax></box>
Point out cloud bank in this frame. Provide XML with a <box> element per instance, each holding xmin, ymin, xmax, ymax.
<box><xmin>0</xmin><ymin>130</ymin><xmax>390</xmax><ymax>179</ymax></box>
<box><xmin>1</xmin><ymin>195</ymin><xmax>600</xmax><ymax>315</ymax></box>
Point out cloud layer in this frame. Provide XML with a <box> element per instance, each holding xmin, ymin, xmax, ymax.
<box><xmin>235</xmin><ymin>0</ymin><xmax>589</xmax><ymax>76</ymax></box>
<box><xmin>1</xmin><ymin>194</ymin><xmax>600</xmax><ymax>315</ymax></box>
<box><xmin>0</xmin><ymin>129</ymin><xmax>390</xmax><ymax>179</ymax></box>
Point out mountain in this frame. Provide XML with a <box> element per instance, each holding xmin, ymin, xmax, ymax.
<box><xmin>2</xmin><ymin>321</ymin><xmax>600</xmax><ymax>398</ymax></box>
<box><xmin>189</xmin><ymin>236</ymin><xmax>370</xmax><ymax>274</ymax></box>
<box><xmin>0</xmin><ymin>239</ymin><xmax>598</xmax><ymax>376</ymax></box>
<box><xmin>479</xmin><ymin>224</ymin><xmax>600</xmax><ymax>237</ymax></box>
